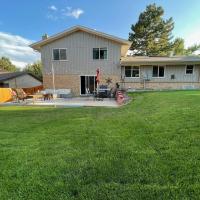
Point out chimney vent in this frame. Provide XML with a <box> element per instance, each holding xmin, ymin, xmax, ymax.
<box><xmin>42</xmin><ymin>33</ymin><xmax>48</xmax><ymax>40</ymax></box>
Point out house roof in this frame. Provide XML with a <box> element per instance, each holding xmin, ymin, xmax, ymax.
<box><xmin>30</xmin><ymin>25</ymin><xmax>131</xmax><ymax>51</ymax></box>
<box><xmin>0</xmin><ymin>72</ymin><xmax>42</xmax><ymax>82</ymax></box>
<box><xmin>121</xmin><ymin>56</ymin><xmax>200</xmax><ymax>65</ymax></box>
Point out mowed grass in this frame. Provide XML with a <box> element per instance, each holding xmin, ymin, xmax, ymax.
<box><xmin>0</xmin><ymin>91</ymin><xmax>200</xmax><ymax>200</ymax></box>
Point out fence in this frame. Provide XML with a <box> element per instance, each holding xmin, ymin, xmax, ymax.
<box><xmin>0</xmin><ymin>88</ymin><xmax>13</xmax><ymax>103</ymax></box>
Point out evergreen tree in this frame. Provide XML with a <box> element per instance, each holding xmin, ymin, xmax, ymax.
<box><xmin>173</xmin><ymin>38</ymin><xmax>185</xmax><ymax>55</ymax></box>
<box><xmin>129</xmin><ymin>4</ymin><xmax>174</xmax><ymax>56</ymax></box>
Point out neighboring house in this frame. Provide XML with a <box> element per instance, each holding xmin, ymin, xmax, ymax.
<box><xmin>0</xmin><ymin>72</ymin><xmax>42</xmax><ymax>89</ymax></box>
<box><xmin>31</xmin><ymin>25</ymin><xmax>200</xmax><ymax>95</ymax></box>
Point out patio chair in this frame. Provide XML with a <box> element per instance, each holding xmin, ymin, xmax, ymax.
<box><xmin>14</xmin><ymin>88</ymin><xmax>27</xmax><ymax>101</ymax></box>
<box><xmin>43</xmin><ymin>93</ymin><xmax>53</xmax><ymax>101</ymax></box>
<box><xmin>11</xmin><ymin>89</ymin><xmax>18</xmax><ymax>102</ymax></box>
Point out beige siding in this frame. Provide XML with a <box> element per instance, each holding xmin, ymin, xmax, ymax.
<box><xmin>41</xmin><ymin>31</ymin><xmax>121</xmax><ymax>77</ymax></box>
<box><xmin>123</xmin><ymin>65</ymin><xmax>200</xmax><ymax>83</ymax></box>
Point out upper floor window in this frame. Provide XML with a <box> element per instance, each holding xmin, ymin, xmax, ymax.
<box><xmin>186</xmin><ymin>65</ymin><xmax>194</xmax><ymax>74</ymax></box>
<box><xmin>125</xmin><ymin>66</ymin><xmax>140</xmax><ymax>78</ymax></box>
<box><xmin>53</xmin><ymin>49</ymin><xmax>67</xmax><ymax>60</ymax></box>
<box><xmin>93</xmin><ymin>48</ymin><xmax>107</xmax><ymax>60</ymax></box>
<box><xmin>152</xmin><ymin>66</ymin><xmax>165</xmax><ymax>78</ymax></box>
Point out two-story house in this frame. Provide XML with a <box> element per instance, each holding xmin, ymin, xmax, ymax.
<box><xmin>31</xmin><ymin>25</ymin><xmax>200</xmax><ymax>95</ymax></box>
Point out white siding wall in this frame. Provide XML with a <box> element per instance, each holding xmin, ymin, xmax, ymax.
<box><xmin>41</xmin><ymin>31</ymin><xmax>122</xmax><ymax>76</ymax></box>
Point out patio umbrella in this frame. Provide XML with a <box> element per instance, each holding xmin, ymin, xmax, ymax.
<box><xmin>96</xmin><ymin>68</ymin><xmax>100</xmax><ymax>94</ymax></box>
<box><xmin>96</xmin><ymin>68</ymin><xmax>100</xmax><ymax>84</ymax></box>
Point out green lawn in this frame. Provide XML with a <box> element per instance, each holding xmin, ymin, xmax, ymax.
<box><xmin>0</xmin><ymin>91</ymin><xmax>200</xmax><ymax>199</ymax></box>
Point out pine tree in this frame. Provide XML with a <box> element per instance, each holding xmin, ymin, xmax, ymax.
<box><xmin>173</xmin><ymin>38</ymin><xmax>185</xmax><ymax>55</ymax></box>
<box><xmin>129</xmin><ymin>4</ymin><xmax>174</xmax><ymax>56</ymax></box>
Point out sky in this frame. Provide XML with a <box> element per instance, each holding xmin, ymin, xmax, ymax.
<box><xmin>0</xmin><ymin>0</ymin><xmax>200</xmax><ymax>68</ymax></box>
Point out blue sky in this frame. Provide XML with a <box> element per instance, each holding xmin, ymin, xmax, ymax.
<box><xmin>0</xmin><ymin>0</ymin><xmax>200</xmax><ymax>67</ymax></box>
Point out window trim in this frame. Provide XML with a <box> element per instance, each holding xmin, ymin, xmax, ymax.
<box><xmin>152</xmin><ymin>65</ymin><xmax>166</xmax><ymax>78</ymax></box>
<box><xmin>124</xmin><ymin>66</ymin><xmax>140</xmax><ymax>78</ymax></box>
<box><xmin>92</xmin><ymin>47</ymin><xmax>108</xmax><ymax>60</ymax></box>
<box><xmin>185</xmin><ymin>64</ymin><xmax>195</xmax><ymax>75</ymax></box>
<box><xmin>52</xmin><ymin>48</ymin><xmax>68</xmax><ymax>61</ymax></box>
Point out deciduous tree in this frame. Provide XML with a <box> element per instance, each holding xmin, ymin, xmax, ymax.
<box><xmin>23</xmin><ymin>61</ymin><xmax>42</xmax><ymax>80</ymax></box>
<box><xmin>0</xmin><ymin>57</ymin><xmax>18</xmax><ymax>72</ymax></box>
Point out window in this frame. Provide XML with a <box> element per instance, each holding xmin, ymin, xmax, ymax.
<box><xmin>125</xmin><ymin>66</ymin><xmax>140</xmax><ymax>78</ymax></box>
<box><xmin>125</xmin><ymin>66</ymin><xmax>131</xmax><ymax>77</ymax></box>
<box><xmin>100</xmin><ymin>48</ymin><xmax>107</xmax><ymax>59</ymax></box>
<box><xmin>53</xmin><ymin>49</ymin><xmax>67</xmax><ymax>60</ymax></box>
<box><xmin>93</xmin><ymin>48</ymin><xmax>99</xmax><ymax>59</ymax></box>
<box><xmin>53</xmin><ymin>49</ymin><xmax>59</xmax><ymax>60</ymax></box>
<box><xmin>93</xmin><ymin>48</ymin><xmax>107</xmax><ymax>60</ymax></box>
<box><xmin>186</xmin><ymin>65</ymin><xmax>194</xmax><ymax>74</ymax></box>
<box><xmin>152</xmin><ymin>66</ymin><xmax>165</xmax><ymax>77</ymax></box>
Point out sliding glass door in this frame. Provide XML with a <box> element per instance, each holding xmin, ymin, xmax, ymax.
<box><xmin>80</xmin><ymin>76</ymin><xmax>97</xmax><ymax>95</ymax></box>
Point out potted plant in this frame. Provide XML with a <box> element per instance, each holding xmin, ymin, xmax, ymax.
<box><xmin>105</xmin><ymin>77</ymin><xmax>112</xmax><ymax>87</ymax></box>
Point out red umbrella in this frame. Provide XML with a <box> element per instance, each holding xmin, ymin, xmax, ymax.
<box><xmin>96</xmin><ymin>68</ymin><xmax>100</xmax><ymax>84</ymax></box>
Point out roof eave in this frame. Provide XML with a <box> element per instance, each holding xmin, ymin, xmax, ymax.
<box><xmin>0</xmin><ymin>72</ymin><xmax>42</xmax><ymax>82</ymax></box>
<box><xmin>120</xmin><ymin>60</ymin><xmax>200</xmax><ymax>65</ymax></box>
<box><xmin>30</xmin><ymin>26</ymin><xmax>131</xmax><ymax>50</ymax></box>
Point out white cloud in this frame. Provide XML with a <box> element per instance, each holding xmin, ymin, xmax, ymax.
<box><xmin>64</xmin><ymin>8</ymin><xmax>84</xmax><ymax>19</ymax></box>
<box><xmin>11</xmin><ymin>60</ymin><xmax>28</xmax><ymax>68</ymax></box>
<box><xmin>193</xmin><ymin>50</ymin><xmax>200</xmax><ymax>55</ymax></box>
<box><xmin>48</xmin><ymin>5</ymin><xmax>57</xmax><ymax>11</ymax></box>
<box><xmin>0</xmin><ymin>32</ymin><xmax>40</xmax><ymax>68</ymax></box>
<box><xmin>47</xmin><ymin>5</ymin><xmax>84</xmax><ymax>20</ymax></box>
<box><xmin>184</xmin><ymin>27</ymin><xmax>200</xmax><ymax>48</ymax></box>
<box><xmin>46</xmin><ymin>14</ymin><xmax>58</xmax><ymax>21</ymax></box>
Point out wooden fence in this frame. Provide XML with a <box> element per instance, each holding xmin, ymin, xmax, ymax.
<box><xmin>0</xmin><ymin>88</ymin><xmax>13</xmax><ymax>103</ymax></box>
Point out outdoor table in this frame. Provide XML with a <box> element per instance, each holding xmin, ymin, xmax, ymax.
<box><xmin>98</xmin><ymin>88</ymin><xmax>111</xmax><ymax>98</ymax></box>
<box><xmin>29</xmin><ymin>94</ymin><xmax>44</xmax><ymax>103</ymax></box>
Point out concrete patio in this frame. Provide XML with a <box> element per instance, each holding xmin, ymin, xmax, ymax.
<box><xmin>1</xmin><ymin>97</ymin><xmax>119</xmax><ymax>108</ymax></box>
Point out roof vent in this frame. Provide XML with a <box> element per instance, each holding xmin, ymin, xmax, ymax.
<box><xmin>42</xmin><ymin>33</ymin><xmax>48</xmax><ymax>40</ymax></box>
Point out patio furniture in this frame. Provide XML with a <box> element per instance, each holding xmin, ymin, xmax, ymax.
<box><xmin>98</xmin><ymin>85</ymin><xmax>111</xmax><ymax>98</ymax></box>
<box><xmin>43</xmin><ymin>93</ymin><xmax>53</xmax><ymax>100</ymax></box>
<box><xmin>93</xmin><ymin>85</ymin><xmax>112</xmax><ymax>101</ymax></box>
<box><xmin>56</xmin><ymin>89</ymin><xmax>72</xmax><ymax>98</ymax></box>
<box><xmin>29</xmin><ymin>94</ymin><xmax>44</xmax><ymax>101</ymax></box>
<box><xmin>43</xmin><ymin>89</ymin><xmax>72</xmax><ymax>98</ymax></box>
<box><xmin>11</xmin><ymin>90</ymin><xmax>18</xmax><ymax>102</ymax></box>
<box><xmin>93</xmin><ymin>91</ymin><xmax>103</xmax><ymax>101</ymax></box>
<box><xmin>14</xmin><ymin>89</ymin><xmax>27</xmax><ymax>101</ymax></box>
